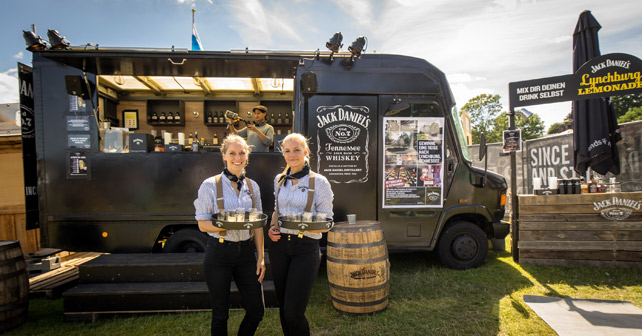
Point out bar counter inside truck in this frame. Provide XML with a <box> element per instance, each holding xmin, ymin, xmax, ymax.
<box><xmin>30</xmin><ymin>47</ymin><xmax>508</xmax><ymax>269</ymax></box>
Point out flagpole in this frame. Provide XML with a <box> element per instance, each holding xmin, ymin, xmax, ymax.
<box><xmin>192</xmin><ymin>8</ymin><xmax>195</xmax><ymax>26</ymax></box>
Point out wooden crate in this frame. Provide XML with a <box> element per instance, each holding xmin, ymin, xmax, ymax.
<box><xmin>518</xmin><ymin>192</ymin><xmax>642</xmax><ymax>268</ymax></box>
<box><xmin>0</xmin><ymin>136</ymin><xmax>40</xmax><ymax>255</ymax></box>
<box><xmin>0</xmin><ymin>205</ymin><xmax>39</xmax><ymax>255</ymax></box>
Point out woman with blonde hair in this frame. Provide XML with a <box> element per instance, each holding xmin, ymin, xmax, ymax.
<box><xmin>268</xmin><ymin>133</ymin><xmax>334</xmax><ymax>336</ymax></box>
<box><xmin>194</xmin><ymin>134</ymin><xmax>265</xmax><ymax>336</ymax></box>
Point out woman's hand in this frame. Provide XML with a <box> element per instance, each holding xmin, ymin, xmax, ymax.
<box><xmin>256</xmin><ymin>258</ymin><xmax>266</xmax><ymax>283</ymax></box>
<box><xmin>268</xmin><ymin>225</ymin><xmax>281</xmax><ymax>242</ymax></box>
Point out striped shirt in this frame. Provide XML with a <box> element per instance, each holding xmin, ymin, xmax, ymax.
<box><xmin>274</xmin><ymin>173</ymin><xmax>334</xmax><ymax>239</ymax></box>
<box><xmin>194</xmin><ymin>173</ymin><xmax>262</xmax><ymax>242</ymax></box>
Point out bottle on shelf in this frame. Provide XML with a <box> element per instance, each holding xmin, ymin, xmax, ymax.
<box><xmin>213</xmin><ymin>133</ymin><xmax>219</xmax><ymax>145</ymax></box>
<box><xmin>270</xmin><ymin>113</ymin><xmax>276</xmax><ymax>124</ymax></box>
<box><xmin>277</xmin><ymin>113</ymin><xmax>282</xmax><ymax>124</ymax></box>
<box><xmin>218</xmin><ymin>111</ymin><xmax>225</xmax><ymax>124</ymax></box>
<box><xmin>151</xmin><ymin>112</ymin><xmax>159</xmax><ymax>122</ymax></box>
<box><xmin>588</xmin><ymin>176</ymin><xmax>598</xmax><ymax>193</ymax></box>
<box><xmin>192</xmin><ymin>131</ymin><xmax>199</xmax><ymax>152</ymax></box>
<box><xmin>167</xmin><ymin>112</ymin><xmax>174</xmax><ymax>123</ymax></box>
<box><xmin>175</xmin><ymin>111</ymin><xmax>181</xmax><ymax>123</ymax></box>
<box><xmin>207</xmin><ymin>112</ymin><xmax>213</xmax><ymax>124</ymax></box>
<box><xmin>580</xmin><ymin>177</ymin><xmax>589</xmax><ymax>194</ymax></box>
<box><xmin>159</xmin><ymin>112</ymin><xmax>166</xmax><ymax>123</ymax></box>
<box><xmin>285</xmin><ymin>111</ymin><xmax>290</xmax><ymax>124</ymax></box>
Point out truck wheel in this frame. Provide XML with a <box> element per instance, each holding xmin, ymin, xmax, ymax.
<box><xmin>163</xmin><ymin>229</ymin><xmax>207</xmax><ymax>253</ymax></box>
<box><xmin>437</xmin><ymin>221</ymin><xmax>488</xmax><ymax>269</ymax></box>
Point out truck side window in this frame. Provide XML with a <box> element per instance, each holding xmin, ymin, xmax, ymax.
<box><xmin>384</xmin><ymin>103</ymin><xmax>440</xmax><ymax>118</ymax></box>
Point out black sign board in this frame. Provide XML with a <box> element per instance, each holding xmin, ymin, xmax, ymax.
<box><xmin>306</xmin><ymin>95</ymin><xmax>378</xmax><ymax>222</ymax></box>
<box><xmin>503</xmin><ymin>129</ymin><xmax>522</xmax><ymax>153</ymax></box>
<box><xmin>509</xmin><ymin>53</ymin><xmax>642</xmax><ymax>108</ymax></box>
<box><xmin>68</xmin><ymin>151</ymin><xmax>89</xmax><ymax>178</ymax></box>
<box><xmin>18</xmin><ymin>63</ymin><xmax>39</xmax><ymax>230</ymax></box>
<box><xmin>314</xmin><ymin>103</ymin><xmax>373</xmax><ymax>183</ymax></box>
<box><xmin>66</xmin><ymin>115</ymin><xmax>91</xmax><ymax>131</ymax></box>
<box><xmin>67</xmin><ymin>134</ymin><xmax>92</xmax><ymax>149</ymax></box>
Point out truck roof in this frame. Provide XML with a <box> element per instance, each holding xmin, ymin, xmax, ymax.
<box><xmin>34</xmin><ymin>48</ymin><xmax>441</xmax><ymax>77</ymax></box>
<box><xmin>32</xmin><ymin>47</ymin><xmax>455</xmax><ymax>106</ymax></box>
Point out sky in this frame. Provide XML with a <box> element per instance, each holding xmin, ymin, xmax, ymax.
<box><xmin>1</xmin><ymin>0</ymin><xmax>641</xmax><ymax>129</ymax></box>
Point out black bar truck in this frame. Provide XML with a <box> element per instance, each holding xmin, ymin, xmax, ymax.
<box><xmin>25</xmin><ymin>46</ymin><xmax>508</xmax><ymax>269</ymax></box>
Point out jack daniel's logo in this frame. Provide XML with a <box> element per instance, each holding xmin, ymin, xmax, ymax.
<box><xmin>593</xmin><ymin>196</ymin><xmax>641</xmax><ymax>220</ymax></box>
<box><xmin>350</xmin><ymin>267</ymin><xmax>380</xmax><ymax>280</ymax></box>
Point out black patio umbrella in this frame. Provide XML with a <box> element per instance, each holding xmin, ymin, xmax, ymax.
<box><xmin>572</xmin><ymin>10</ymin><xmax>621</xmax><ymax>176</ymax></box>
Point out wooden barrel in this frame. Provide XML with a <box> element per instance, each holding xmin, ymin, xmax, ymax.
<box><xmin>326</xmin><ymin>220</ymin><xmax>390</xmax><ymax>315</ymax></box>
<box><xmin>0</xmin><ymin>240</ymin><xmax>29</xmax><ymax>333</ymax></box>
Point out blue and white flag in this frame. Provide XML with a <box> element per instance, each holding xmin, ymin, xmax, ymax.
<box><xmin>192</xmin><ymin>9</ymin><xmax>203</xmax><ymax>51</ymax></box>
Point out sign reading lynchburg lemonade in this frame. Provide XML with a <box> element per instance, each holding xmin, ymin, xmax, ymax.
<box><xmin>509</xmin><ymin>53</ymin><xmax>642</xmax><ymax>108</ymax></box>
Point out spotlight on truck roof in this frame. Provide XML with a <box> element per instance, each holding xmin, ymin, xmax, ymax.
<box><xmin>47</xmin><ymin>29</ymin><xmax>70</xmax><ymax>50</ymax></box>
<box><xmin>23</xmin><ymin>30</ymin><xmax>48</xmax><ymax>51</ymax></box>
<box><xmin>326</xmin><ymin>32</ymin><xmax>343</xmax><ymax>53</ymax></box>
<box><xmin>348</xmin><ymin>36</ymin><xmax>367</xmax><ymax>58</ymax></box>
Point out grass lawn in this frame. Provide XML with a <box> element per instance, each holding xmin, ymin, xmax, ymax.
<box><xmin>8</xmin><ymin>239</ymin><xmax>642</xmax><ymax>335</ymax></box>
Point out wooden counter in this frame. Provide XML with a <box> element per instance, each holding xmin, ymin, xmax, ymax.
<box><xmin>518</xmin><ymin>191</ymin><xmax>642</xmax><ymax>268</ymax></box>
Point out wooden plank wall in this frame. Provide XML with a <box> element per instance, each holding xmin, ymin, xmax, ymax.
<box><xmin>0</xmin><ymin>136</ymin><xmax>40</xmax><ymax>254</ymax></box>
<box><xmin>518</xmin><ymin>192</ymin><xmax>642</xmax><ymax>268</ymax></box>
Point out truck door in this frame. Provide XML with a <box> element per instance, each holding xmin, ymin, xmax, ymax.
<box><xmin>304</xmin><ymin>95</ymin><xmax>378</xmax><ymax>222</ymax></box>
<box><xmin>377</xmin><ymin>95</ymin><xmax>448</xmax><ymax>247</ymax></box>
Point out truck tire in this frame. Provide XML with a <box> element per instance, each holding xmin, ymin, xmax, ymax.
<box><xmin>163</xmin><ymin>229</ymin><xmax>207</xmax><ymax>253</ymax></box>
<box><xmin>437</xmin><ymin>221</ymin><xmax>488</xmax><ymax>269</ymax></box>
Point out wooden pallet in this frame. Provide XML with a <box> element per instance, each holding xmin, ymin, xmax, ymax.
<box><xmin>29</xmin><ymin>252</ymin><xmax>103</xmax><ymax>298</ymax></box>
<box><xmin>518</xmin><ymin>192</ymin><xmax>642</xmax><ymax>267</ymax></box>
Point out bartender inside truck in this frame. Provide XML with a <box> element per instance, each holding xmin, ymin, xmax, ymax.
<box><xmin>228</xmin><ymin>105</ymin><xmax>274</xmax><ymax>152</ymax></box>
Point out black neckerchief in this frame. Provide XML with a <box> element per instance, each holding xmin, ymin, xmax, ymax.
<box><xmin>223</xmin><ymin>168</ymin><xmax>245</xmax><ymax>191</ymax></box>
<box><xmin>279</xmin><ymin>164</ymin><xmax>310</xmax><ymax>186</ymax></box>
<box><xmin>254</xmin><ymin>120</ymin><xmax>267</xmax><ymax>127</ymax></box>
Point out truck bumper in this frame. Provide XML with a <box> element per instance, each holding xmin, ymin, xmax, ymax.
<box><xmin>492</xmin><ymin>220</ymin><xmax>510</xmax><ymax>239</ymax></box>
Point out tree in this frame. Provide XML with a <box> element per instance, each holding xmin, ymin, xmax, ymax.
<box><xmin>491</xmin><ymin>113</ymin><xmax>545</xmax><ymax>142</ymax></box>
<box><xmin>547</xmin><ymin>122</ymin><xmax>564</xmax><ymax>135</ymax></box>
<box><xmin>618</xmin><ymin>106</ymin><xmax>642</xmax><ymax>123</ymax></box>
<box><xmin>461</xmin><ymin>94</ymin><xmax>502</xmax><ymax>144</ymax></box>
<box><xmin>611</xmin><ymin>93</ymin><xmax>642</xmax><ymax>118</ymax></box>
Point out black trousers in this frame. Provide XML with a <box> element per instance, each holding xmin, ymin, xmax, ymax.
<box><xmin>203</xmin><ymin>237</ymin><xmax>264</xmax><ymax>336</ymax></box>
<box><xmin>268</xmin><ymin>234</ymin><xmax>321</xmax><ymax>336</ymax></box>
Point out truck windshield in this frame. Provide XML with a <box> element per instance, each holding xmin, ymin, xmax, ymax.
<box><xmin>451</xmin><ymin>106</ymin><xmax>471</xmax><ymax>162</ymax></box>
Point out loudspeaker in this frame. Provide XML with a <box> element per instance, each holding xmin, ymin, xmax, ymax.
<box><xmin>301</xmin><ymin>72</ymin><xmax>317</xmax><ymax>93</ymax></box>
<box><xmin>65</xmin><ymin>75</ymin><xmax>88</xmax><ymax>98</ymax></box>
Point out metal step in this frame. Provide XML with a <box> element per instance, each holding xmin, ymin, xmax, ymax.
<box><xmin>63</xmin><ymin>281</ymin><xmax>277</xmax><ymax>322</ymax></box>
<box><xmin>78</xmin><ymin>252</ymin><xmax>272</xmax><ymax>283</ymax></box>
<box><xmin>63</xmin><ymin>252</ymin><xmax>277</xmax><ymax>322</ymax></box>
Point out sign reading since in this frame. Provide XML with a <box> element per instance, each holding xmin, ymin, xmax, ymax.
<box><xmin>383</xmin><ymin>117</ymin><xmax>445</xmax><ymax>208</ymax></box>
<box><xmin>509</xmin><ymin>53</ymin><xmax>642</xmax><ymax>108</ymax></box>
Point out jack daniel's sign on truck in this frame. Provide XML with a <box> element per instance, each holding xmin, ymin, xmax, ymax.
<box><xmin>23</xmin><ymin>45</ymin><xmax>508</xmax><ymax>269</ymax></box>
